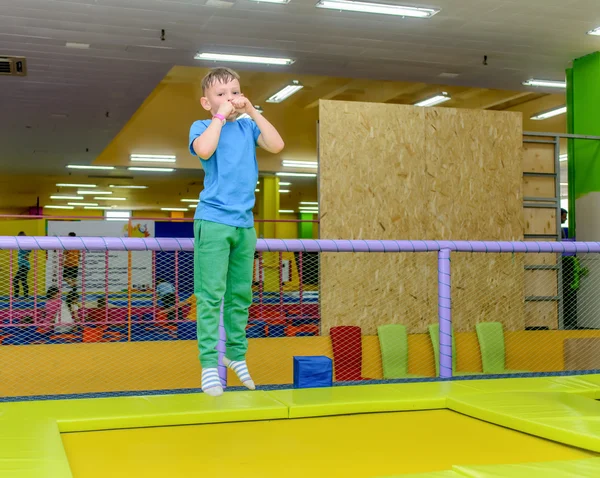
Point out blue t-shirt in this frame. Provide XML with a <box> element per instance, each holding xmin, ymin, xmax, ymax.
<box><xmin>188</xmin><ymin>118</ymin><xmax>260</xmax><ymax>228</ymax></box>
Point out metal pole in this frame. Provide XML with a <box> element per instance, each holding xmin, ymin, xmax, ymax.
<box><xmin>555</xmin><ymin>135</ymin><xmax>565</xmax><ymax>329</ymax></box>
<box><xmin>9</xmin><ymin>250</ymin><xmax>13</xmax><ymax>323</ymax></box>
<box><xmin>81</xmin><ymin>251</ymin><xmax>86</xmax><ymax>322</ymax></box>
<box><xmin>298</xmin><ymin>251</ymin><xmax>303</xmax><ymax>320</ymax></box>
<box><xmin>174</xmin><ymin>250</ymin><xmax>179</xmax><ymax>322</ymax></box>
<box><xmin>33</xmin><ymin>250</ymin><xmax>38</xmax><ymax>323</ymax></box>
<box><xmin>105</xmin><ymin>250</ymin><xmax>109</xmax><ymax>324</ymax></box>
<box><xmin>438</xmin><ymin>248</ymin><xmax>452</xmax><ymax>378</ymax></box>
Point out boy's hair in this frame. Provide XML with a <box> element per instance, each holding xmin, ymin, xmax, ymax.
<box><xmin>201</xmin><ymin>67</ymin><xmax>240</xmax><ymax>95</ymax></box>
<box><xmin>68</xmin><ymin>232</ymin><xmax>76</xmax><ymax>237</ymax></box>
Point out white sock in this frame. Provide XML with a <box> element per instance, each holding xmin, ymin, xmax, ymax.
<box><xmin>223</xmin><ymin>357</ymin><xmax>255</xmax><ymax>390</ymax></box>
<box><xmin>201</xmin><ymin>368</ymin><xmax>223</xmax><ymax>397</ymax></box>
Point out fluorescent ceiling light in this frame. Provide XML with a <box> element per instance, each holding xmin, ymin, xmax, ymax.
<box><xmin>50</xmin><ymin>195</ymin><xmax>83</xmax><ymax>200</ymax></box>
<box><xmin>560</xmin><ymin>182</ymin><xmax>568</xmax><ymax>186</ymax></box>
<box><xmin>266</xmin><ymin>81</ymin><xmax>303</xmax><ymax>103</ymax></box>
<box><xmin>414</xmin><ymin>92</ymin><xmax>451</xmax><ymax>107</ymax></box>
<box><xmin>128</xmin><ymin>167</ymin><xmax>175</xmax><ymax>172</ymax></box>
<box><xmin>279</xmin><ymin>210</ymin><xmax>295</xmax><ymax>213</ymax></box>
<box><xmin>130</xmin><ymin>154</ymin><xmax>176</xmax><ymax>163</ymax></box>
<box><xmin>67</xmin><ymin>165</ymin><xmax>115</xmax><ymax>170</ymax></box>
<box><xmin>194</xmin><ymin>52</ymin><xmax>294</xmax><ymax>66</ymax></box>
<box><xmin>161</xmin><ymin>207</ymin><xmax>188</xmax><ymax>212</ymax></box>
<box><xmin>255</xmin><ymin>189</ymin><xmax>260</xmax><ymax>192</ymax></box>
<box><xmin>279</xmin><ymin>181</ymin><xmax>291</xmax><ymax>186</ymax></box>
<box><xmin>279</xmin><ymin>189</ymin><xmax>291</xmax><ymax>193</ymax></box>
<box><xmin>106</xmin><ymin>211</ymin><xmax>131</xmax><ymax>218</ymax></box>
<box><xmin>276</xmin><ymin>172</ymin><xmax>317</xmax><ymax>178</ymax></box>
<box><xmin>282</xmin><ymin>160</ymin><xmax>318</xmax><ymax>169</ymax></box>
<box><xmin>188</xmin><ymin>204</ymin><xmax>198</xmax><ymax>208</ymax></box>
<box><xmin>181</xmin><ymin>199</ymin><xmax>199</xmax><ymax>203</ymax></box>
<box><xmin>109</xmin><ymin>185</ymin><xmax>148</xmax><ymax>189</ymax></box>
<box><xmin>68</xmin><ymin>202</ymin><xmax>98</xmax><ymax>207</ymax></box>
<box><xmin>66</xmin><ymin>42</ymin><xmax>90</xmax><ymax>49</ymax></box>
<box><xmin>44</xmin><ymin>205</ymin><xmax>74</xmax><ymax>210</ymax></box>
<box><xmin>95</xmin><ymin>197</ymin><xmax>126</xmax><ymax>201</ymax></box>
<box><xmin>560</xmin><ymin>154</ymin><xmax>568</xmax><ymax>162</ymax></box>
<box><xmin>78</xmin><ymin>190</ymin><xmax>111</xmax><ymax>195</ymax></box>
<box><xmin>299</xmin><ymin>206</ymin><xmax>319</xmax><ymax>209</ymax></box>
<box><xmin>531</xmin><ymin>106</ymin><xmax>567</xmax><ymax>120</ymax></box>
<box><xmin>84</xmin><ymin>206</ymin><xmax>113</xmax><ymax>210</ymax></box>
<box><xmin>316</xmin><ymin>0</ymin><xmax>440</xmax><ymax>18</ymax></box>
<box><xmin>522</xmin><ymin>79</ymin><xmax>566</xmax><ymax>89</ymax></box>
<box><xmin>56</xmin><ymin>183</ymin><xmax>97</xmax><ymax>188</ymax></box>
<box><xmin>588</xmin><ymin>27</ymin><xmax>600</xmax><ymax>36</ymax></box>
<box><xmin>300</xmin><ymin>201</ymin><xmax>318</xmax><ymax>205</ymax></box>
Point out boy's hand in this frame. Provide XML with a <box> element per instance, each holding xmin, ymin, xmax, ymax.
<box><xmin>217</xmin><ymin>101</ymin><xmax>236</xmax><ymax>118</ymax></box>
<box><xmin>231</xmin><ymin>96</ymin><xmax>255</xmax><ymax>115</ymax></box>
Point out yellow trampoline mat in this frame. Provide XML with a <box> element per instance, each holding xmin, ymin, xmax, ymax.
<box><xmin>61</xmin><ymin>410</ymin><xmax>596</xmax><ymax>478</ymax></box>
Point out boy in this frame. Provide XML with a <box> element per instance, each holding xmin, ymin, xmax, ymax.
<box><xmin>189</xmin><ymin>67</ymin><xmax>284</xmax><ymax>396</ymax></box>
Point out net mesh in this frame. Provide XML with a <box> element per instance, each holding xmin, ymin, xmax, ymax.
<box><xmin>1</xmin><ymin>240</ymin><xmax>599</xmax><ymax>398</ymax></box>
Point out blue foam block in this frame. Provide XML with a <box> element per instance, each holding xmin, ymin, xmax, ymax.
<box><xmin>293</xmin><ymin>356</ymin><xmax>333</xmax><ymax>389</ymax></box>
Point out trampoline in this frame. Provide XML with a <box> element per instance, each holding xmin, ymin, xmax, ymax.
<box><xmin>4</xmin><ymin>375</ymin><xmax>600</xmax><ymax>477</ymax></box>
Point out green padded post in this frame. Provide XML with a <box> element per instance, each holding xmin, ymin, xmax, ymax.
<box><xmin>476</xmin><ymin>322</ymin><xmax>506</xmax><ymax>374</ymax></box>
<box><xmin>475</xmin><ymin>322</ymin><xmax>529</xmax><ymax>374</ymax></box>
<box><xmin>378</xmin><ymin>324</ymin><xmax>409</xmax><ymax>378</ymax></box>
<box><xmin>377</xmin><ymin>324</ymin><xmax>425</xmax><ymax>379</ymax></box>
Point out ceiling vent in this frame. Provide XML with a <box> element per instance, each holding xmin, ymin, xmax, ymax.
<box><xmin>0</xmin><ymin>56</ymin><xmax>27</xmax><ymax>76</ymax></box>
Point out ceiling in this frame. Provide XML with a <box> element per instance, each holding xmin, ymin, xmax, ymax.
<box><xmin>1</xmin><ymin>0</ymin><xmax>595</xmax><ymax>212</ymax></box>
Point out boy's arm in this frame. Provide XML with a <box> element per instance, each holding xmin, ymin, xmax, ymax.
<box><xmin>192</xmin><ymin>102</ymin><xmax>235</xmax><ymax>159</ymax></box>
<box><xmin>249</xmin><ymin>108</ymin><xmax>285</xmax><ymax>154</ymax></box>
<box><xmin>192</xmin><ymin>119</ymin><xmax>224</xmax><ymax>160</ymax></box>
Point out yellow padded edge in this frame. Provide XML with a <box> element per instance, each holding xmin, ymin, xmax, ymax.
<box><xmin>376</xmin><ymin>472</ymin><xmax>463</xmax><ymax>477</ymax></box>
<box><xmin>454</xmin><ymin>457</ymin><xmax>600</xmax><ymax>477</ymax></box>
<box><xmin>0</xmin><ymin>391</ymin><xmax>289</xmax><ymax>478</ymax></box>
<box><xmin>450</xmin><ymin>375</ymin><xmax>600</xmax><ymax>399</ymax></box>
<box><xmin>448</xmin><ymin>391</ymin><xmax>600</xmax><ymax>453</ymax></box>
<box><xmin>574</xmin><ymin>374</ymin><xmax>600</xmax><ymax>398</ymax></box>
<box><xmin>266</xmin><ymin>382</ymin><xmax>457</xmax><ymax>418</ymax></box>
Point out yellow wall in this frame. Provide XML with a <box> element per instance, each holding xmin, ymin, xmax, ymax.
<box><xmin>2</xmin><ymin>330</ymin><xmax>600</xmax><ymax>398</ymax></box>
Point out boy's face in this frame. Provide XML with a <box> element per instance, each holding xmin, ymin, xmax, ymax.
<box><xmin>201</xmin><ymin>78</ymin><xmax>242</xmax><ymax>120</ymax></box>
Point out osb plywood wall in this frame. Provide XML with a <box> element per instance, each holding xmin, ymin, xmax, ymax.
<box><xmin>319</xmin><ymin>100</ymin><xmax>524</xmax><ymax>335</ymax></box>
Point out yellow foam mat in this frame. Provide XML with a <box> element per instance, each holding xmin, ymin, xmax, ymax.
<box><xmin>2</xmin><ymin>375</ymin><xmax>600</xmax><ymax>477</ymax></box>
<box><xmin>448</xmin><ymin>391</ymin><xmax>600</xmax><ymax>452</ymax></box>
<box><xmin>0</xmin><ymin>391</ymin><xmax>288</xmax><ymax>478</ymax></box>
<box><xmin>576</xmin><ymin>374</ymin><xmax>600</xmax><ymax>398</ymax></box>
<box><xmin>455</xmin><ymin>457</ymin><xmax>600</xmax><ymax>477</ymax></box>
<box><xmin>452</xmin><ymin>375</ymin><xmax>600</xmax><ymax>398</ymax></box>
<box><xmin>267</xmin><ymin>382</ymin><xmax>456</xmax><ymax>418</ymax></box>
<box><xmin>378</xmin><ymin>472</ymin><xmax>463</xmax><ymax>477</ymax></box>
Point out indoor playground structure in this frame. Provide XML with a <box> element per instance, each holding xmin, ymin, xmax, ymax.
<box><xmin>2</xmin><ymin>236</ymin><xmax>600</xmax><ymax>477</ymax></box>
<box><xmin>2</xmin><ymin>100</ymin><xmax>600</xmax><ymax>477</ymax></box>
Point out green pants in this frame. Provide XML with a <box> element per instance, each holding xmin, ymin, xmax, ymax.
<box><xmin>194</xmin><ymin>220</ymin><xmax>257</xmax><ymax>368</ymax></box>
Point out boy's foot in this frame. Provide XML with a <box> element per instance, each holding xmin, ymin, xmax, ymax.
<box><xmin>223</xmin><ymin>357</ymin><xmax>255</xmax><ymax>390</ymax></box>
<box><xmin>201</xmin><ymin>368</ymin><xmax>223</xmax><ymax>397</ymax></box>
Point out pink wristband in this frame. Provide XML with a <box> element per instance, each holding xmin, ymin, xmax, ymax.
<box><xmin>213</xmin><ymin>114</ymin><xmax>226</xmax><ymax>122</ymax></box>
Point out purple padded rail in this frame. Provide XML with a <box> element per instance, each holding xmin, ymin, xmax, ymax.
<box><xmin>1</xmin><ymin>236</ymin><xmax>600</xmax><ymax>253</ymax></box>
